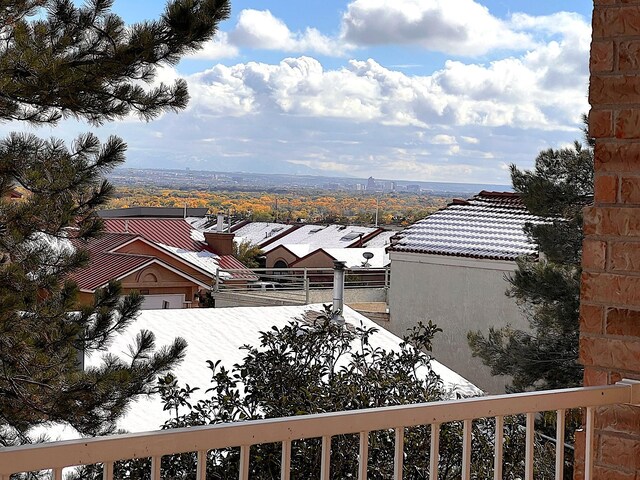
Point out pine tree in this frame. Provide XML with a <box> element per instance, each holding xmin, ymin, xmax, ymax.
<box><xmin>0</xmin><ymin>0</ymin><xmax>230</xmax><ymax>446</ymax></box>
<box><xmin>468</xmin><ymin>119</ymin><xmax>594</xmax><ymax>392</ymax></box>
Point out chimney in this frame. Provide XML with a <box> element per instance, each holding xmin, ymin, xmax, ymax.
<box><xmin>204</xmin><ymin>229</ymin><xmax>235</xmax><ymax>256</ymax></box>
<box><xmin>332</xmin><ymin>260</ymin><xmax>346</xmax><ymax>325</ymax></box>
<box><xmin>216</xmin><ymin>212</ymin><xmax>224</xmax><ymax>233</ymax></box>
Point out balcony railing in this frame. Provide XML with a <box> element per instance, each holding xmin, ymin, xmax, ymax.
<box><xmin>2</xmin><ymin>381</ymin><xmax>639</xmax><ymax>480</ymax></box>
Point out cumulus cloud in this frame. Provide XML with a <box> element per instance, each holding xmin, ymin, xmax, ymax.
<box><xmin>229</xmin><ymin>9</ymin><xmax>348</xmax><ymax>56</ymax></box>
<box><xmin>187</xmin><ymin>32</ymin><xmax>239</xmax><ymax>60</ymax></box>
<box><xmin>340</xmin><ymin>0</ymin><xmax>536</xmax><ymax>56</ymax></box>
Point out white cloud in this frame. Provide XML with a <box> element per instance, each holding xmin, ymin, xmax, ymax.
<box><xmin>229</xmin><ymin>9</ymin><xmax>348</xmax><ymax>56</ymax></box>
<box><xmin>187</xmin><ymin>32</ymin><xmax>239</xmax><ymax>60</ymax></box>
<box><xmin>340</xmin><ymin>0</ymin><xmax>536</xmax><ymax>56</ymax></box>
<box><xmin>431</xmin><ymin>134</ymin><xmax>457</xmax><ymax>145</ymax></box>
<box><xmin>461</xmin><ymin>136</ymin><xmax>479</xmax><ymax>144</ymax></box>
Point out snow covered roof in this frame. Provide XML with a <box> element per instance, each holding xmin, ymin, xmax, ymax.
<box><xmin>389</xmin><ymin>191</ymin><xmax>546</xmax><ymax>261</ymax></box>
<box><xmin>232</xmin><ymin>222</ymin><xmax>299</xmax><ymax>247</ymax></box>
<box><xmin>42</xmin><ymin>304</ymin><xmax>479</xmax><ymax>441</ymax></box>
<box><xmin>261</xmin><ymin>224</ymin><xmax>380</xmax><ymax>253</ymax></box>
<box><xmin>157</xmin><ymin>243</ymin><xmax>229</xmax><ymax>279</ymax></box>
<box><xmin>363</xmin><ymin>231</ymin><xmax>397</xmax><ymax>248</ymax></box>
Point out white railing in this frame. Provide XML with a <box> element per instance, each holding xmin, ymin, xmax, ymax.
<box><xmin>2</xmin><ymin>381</ymin><xmax>639</xmax><ymax>480</ymax></box>
<box><xmin>216</xmin><ymin>267</ymin><xmax>391</xmax><ymax>292</ymax></box>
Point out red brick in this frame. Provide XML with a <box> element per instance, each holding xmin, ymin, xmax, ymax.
<box><xmin>600</xmin><ymin>436</ymin><xmax>640</xmax><ymax>469</ymax></box>
<box><xmin>584</xmin><ymin>366</ymin><xmax>609</xmax><ymax>385</ymax></box>
<box><xmin>621</xmin><ymin>176</ymin><xmax>640</xmax><ymax>203</ymax></box>
<box><xmin>592</xmin><ymin>41</ymin><xmax>615</xmax><ymax>73</ymax></box>
<box><xmin>595</xmin><ymin>174</ymin><xmax>618</xmax><ymax>203</ymax></box>
<box><xmin>616</xmin><ymin>110</ymin><xmax>640</xmax><ymax>139</ymax></box>
<box><xmin>595</xmin><ymin>142</ymin><xmax>640</xmax><ymax>173</ymax></box>
<box><xmin>581</xmin><ymin>304</ymin><xmax>605</xmax><ymax>334</ymax></box>
<box><xmin>593</xmin><ymin>7</ymin><xmax>640</xmax><ymax>38</ymax></box>
<box><xmin>620</xmin><ymin>41</ymin><xmax>640</xmax><ymax>71</ymax></box>
<box><xmin>592</xmin><ymin>465</ymin><xmax>637</xmax><ymax>480</ymax></box>
<box><xmin>610</xmin><ymin>242</ymin><xmax>640</xmax><ymax>272</ymax></box>
<box><xmin>610</xmin><ymin>371</ymin><xmax>623</xmax><ymax>384</ymax></box>
<box><xmin>583</xmin><ymin>272</ymin><xmax>640</xmax><ymax>306</ymax></box>
<box><xmin>580</xmin><ymin>335</ymin><xmax>640</xmax><ymax>370</ymax></box>
<box><xmin>595</xmin><ymin>404</ymin><xmax>640</xmax><ymax>434</ymax></box>
<box><xmin>606</xmin><ymin>307</ymin><xmax>640</xmax><ymax>337</ymax></box>
<box><xmin>591</xmin><ymin>110</ymin><xmax>614</xmax><ymax>138</ymax></box>
<box><xmin>590</xmin><ymin>76</ymin><xmax>640</xmax><ymax>105</ymax></box>
<box><xmin>583</xmin><ymin>239</ymin><xmax>608</xmax><ymax>270</ymax></box>
<box><xmin>583</xmin><ymin>207</ymin><xmax>640</xmax><ymax>236</ymax></box>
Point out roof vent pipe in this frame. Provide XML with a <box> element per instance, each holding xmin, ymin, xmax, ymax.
<box><xmin>332</xmin><ymin>260</ymin><xmax>346</xmax><ymax>325</ymax></box>
<box><xmin>217</xmin><ymin>212</ymin><xmax>224</xmax><ymax>233</ymax></box>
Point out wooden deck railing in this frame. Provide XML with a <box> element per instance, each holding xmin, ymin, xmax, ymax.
<box><xmin>2</xmin><ymin>381</ymin><xmax>639</xmax><ymax>480</ymax></box>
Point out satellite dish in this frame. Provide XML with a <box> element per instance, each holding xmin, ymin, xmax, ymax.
<box><xmin>362</xmin><ymin>251</ymin><xmax>374</xmax><ymax>268</ymax></box>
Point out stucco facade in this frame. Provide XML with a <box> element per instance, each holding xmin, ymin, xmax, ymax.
<box><xmin>388</xmin><ymin>251</ymin><xmax>528</xmax><ymax>394</ymax></box>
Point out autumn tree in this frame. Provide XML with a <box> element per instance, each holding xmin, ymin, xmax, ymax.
<box><xmin>0</xmin><ymin>0</ymin><xmax>230</xmax><ymax>446</ymax></box>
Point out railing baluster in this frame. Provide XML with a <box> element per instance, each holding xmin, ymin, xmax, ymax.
<box><xmin>430</xmin><ymin>423</ymin><xmax>440</xmax><ymax>480</ymax></box>
<box><xmin>555</xmin><ymin>409</ymin><xmax>565</xmax><ymax>480</ymax></box>
<box><xmin>358</xmin><ymin>431</ymin><xmax>368</xmax><ymax>480</ymax></box>
<box><xmin>196</xmin><ymin>450</ymin><xmax>207</xmax><ymax>480</ymax></box>
<box><xmin>239</xmin><ymin>445</ymin><xmax>250</xmax><ymax>480</ymax></box>
<box><xmin>102</xmin><ymin>461</ymin><xmax>114</xmax><ymax>480</ymax></box>
<box><xmin>321</xmin><ymin>436</ymin><xmax>331</xmax><ymax>480</ymax></box>
<box><xmin>281</xmin><ymin>440</ymin><xmax>291</xmax><ymax>480</ymax></box>
<box><xmin>525</xmin><ymin>412</ymin><xmax>535</xmax><ymax>480</ymax></box>
<box><xmin>52</xmin><ymin>468</ymin><xmax>63</xmax><ymax>480</ymax></box>
<box><xmin>585</xmin><ymin>406</ymin><xmax>595</xmax><ymax>480</ymax></box>
<box><xmin>494</xmin><ymin>416</ymin><xmax>504</xmax><ymax>480</ymax></box>
<box><xmin>394</xmin><ymin>427</ymin><xmax>404</xmax><ymax>480</ymax></box>
<box><xmin>151</xmin><ymin>456</ymin><xmax>161</xmax><ymax>480</ymax></box>
<box><xmin>462</xmin><ymin>419</ymin><xmax>472</xmax><ymax>480</ymax></box>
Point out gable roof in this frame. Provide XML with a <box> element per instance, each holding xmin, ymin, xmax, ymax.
<box><xmin>261</xmin><ymin>224</ymin><xmax>381</xmax><ymax>253</ymax></box>
<box><xmin>388</xmin><ymin>191</ymin><xmax>546</xmax><ymax>261</ymax></box>
<box><xmin>85</xmin><ymin>304</ymin><xmax>480</xmax><ymax>435</ymax></box>
<box><xmin>103</xmin><ymin>218</ymin><xmax>206</xmax><ymax>251</ymax></box>
<box><xmin>232</xmin><ymin>222</ymin><xmax>299</xmax><ymax>247</ymax></box>
<box><xmin>70</xmin><ymin>232</ymin><xmax>216</xmax><ymax>291</ymax></box>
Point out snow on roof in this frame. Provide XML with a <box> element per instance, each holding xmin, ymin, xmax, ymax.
<box><xmin>363</xmin><ymin>231</ymin><xmax>397</xmax><ymax>248</ymax></box>
<box><xmin>389</xmin><ymin>191</ymin><xmax>546</xmax><ymax>260</ymax></box>
<box><xmin>281</xmin><ymin>244</ymin><xmax>313</xmax><ymax>258</ymax></box>
<box><xmin>322</xmin><ymin>248</ymin><xmax>390</xmax><ymax>268</ymax></box>
<box><xmin>157</xmin><ymin>243</ymin><xmax>230</xmax><ymax>279</ymax></box>
<box><xmin>232</xmin><ymin>222</ymin><xmax>298</xmax><ymax>247</ymax></box>
<box><xmin>41</xmin><ymin>305</ymin><xmax>479</xmax><ymax>441</ymax></box>
<box><xmin>261</xmin><ymin>224</ymin><xmax>379</xmax><ymax>253</ymax></box>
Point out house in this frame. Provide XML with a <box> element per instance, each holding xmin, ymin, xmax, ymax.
<box><xmin>70</xmin><ymin>232</ymin><xmax>225</xmax><ymax>309</ymax></box>
<box><xmin>387</xmin><ymin>191</ymin><xmax>546</xmax><ymax>393</ymax></box>
<box><xmin>259</xmin><ymin>224</ymin><xmax>385</xmax><ymax>268</ymax></box>
<box><xmin>42</xmin><ymin>304</ymin><xmax>480</xmax><ymax>440</ymax></box>
<box><xmin>290</xmin><ymin>247</ymin><xmax>389</xmax><ymax>287</ymax></box>
<box><xmin>69</xmin><ymin>218</ymin><xmax>256</xmax><ymax>308</ymax></box>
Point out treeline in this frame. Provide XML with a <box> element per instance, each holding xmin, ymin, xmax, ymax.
<box><xmin>105</xmin><ymin>188</ymin><xmax>448</xmax><ymax>226</ymax></box>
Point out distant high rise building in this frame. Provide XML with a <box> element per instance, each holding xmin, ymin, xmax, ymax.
<box><xmin>391</xmin><ymin>181</ymin><xmax>397</xmax><ymax>191</ymax></box>
<box><xmin>367</xmin><ymin>176</ymin><xmax>376</xmax><ymax>191</ymax></box>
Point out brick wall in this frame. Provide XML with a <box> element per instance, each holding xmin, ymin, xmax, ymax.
<box><xmin>579</xmin><ymin>1</ymin><xmax>640</xmax><ymax>477</ymax></box>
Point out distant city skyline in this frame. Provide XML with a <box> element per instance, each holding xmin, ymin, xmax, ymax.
<box><xmin>6</xmin><ymin>0</ymin><xmax>593</xmax><ymax>184</ymax></box>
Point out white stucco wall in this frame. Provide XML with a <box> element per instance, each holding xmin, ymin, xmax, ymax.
<box><xmin>388</xmin><ymin>252</ymin><xmax>529</xmax><ymax>394</ymax></box>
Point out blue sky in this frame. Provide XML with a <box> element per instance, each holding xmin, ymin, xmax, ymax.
<box><xmin>44</xmin><ymin>0</ymin><xmax>595</xmax><ymax>184</ymax></box>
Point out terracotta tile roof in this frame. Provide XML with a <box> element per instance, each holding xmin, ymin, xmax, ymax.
<box><xmin>103</xmin><ymin>218</ymin><xmax>206</xmax><ymax>251</ymax></box>
<box><xmin>388</xmin><ymin>191</ymin><xmax>546</xmax><ymax>261</ymax></box>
